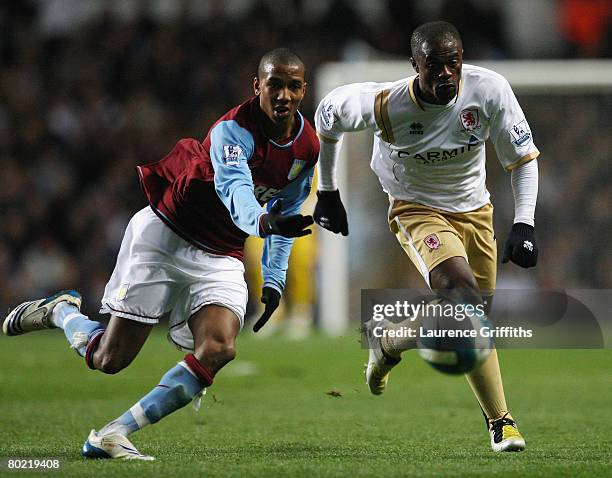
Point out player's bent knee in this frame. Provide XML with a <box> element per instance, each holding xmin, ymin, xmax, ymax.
<box><xmin>207</xmin><ymin>340</ymin><xmax>236</xmax><ymax>364</ymax></box>
<box><xmin>197</xmin><ymin>339</ymin><xmax>236</xmax><ymax>369</ymax></box>
<box><xmin>442</xmin><ymin>282</ymin><xmax>481</xmax><ymax>305</ymax></box>
<box><xmin>434</xmin><ymin>274</ymin><xmax>481</xmax><ymax>305</ymax></box>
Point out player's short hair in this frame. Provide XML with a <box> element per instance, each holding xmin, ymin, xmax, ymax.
<box><xmin>258</xmin><ymin>48</ymin><xmax>305</xmax><ymax>78</ymax></box>
<box><xmin>410</xmin><ymin>21</ymin><xmax>462</xmax><ymax>58</ymax></box>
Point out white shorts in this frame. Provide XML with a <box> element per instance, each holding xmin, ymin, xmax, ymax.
<box><xmin>100</xmin><ymin>207</ymin><xmax>248</xmax><ymax>351</ymax></box>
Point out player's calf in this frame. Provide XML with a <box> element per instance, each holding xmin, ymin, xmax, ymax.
<box><xmin>88</xmin><ymin>316</ymin><xmax>153</xmax><ymax>374</ymax></box>
<box><xmin>94</xmin><ymin>351</ymin><xmax>133</xmax><ymax>375</ymax></box>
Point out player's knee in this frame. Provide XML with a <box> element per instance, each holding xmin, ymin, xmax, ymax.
<box><xmin>199</xmin><ymin>338</ymin><xmax>236</xmax><ymax>369</ymax></box>
<box><xmin>436</xmin><ymin>274</ymin><xmax>481</xmax><ymax>305</ymax></box>
<box><xmin>210</xmin><ymin>340</ymin><xmax>236</xmax><ymax>365</ymax></box>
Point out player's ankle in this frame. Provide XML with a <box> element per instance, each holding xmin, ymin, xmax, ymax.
<box><xmin>488</xmin><ymin>411</ymin><xmax>512</xmax><ymax>423</ymax></box>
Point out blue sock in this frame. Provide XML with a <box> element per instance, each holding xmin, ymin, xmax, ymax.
<box><xmin>51</xmin><ymin>302</ymin><xmax>105</xmax><ymax>356</ymax></box>
<box><xmin>99</xmin><ymin>361</ymin><xmax>204</xmax><ymax>436</ymax></box>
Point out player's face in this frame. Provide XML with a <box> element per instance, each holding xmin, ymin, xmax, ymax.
<box><xmin>411</xmin><ymin>39</ymin><xmax>463</xmax><ymax>105</ymax></box>
<box><xmin>254</xmin><ymin>63</ymin><xmax>306</xmax><ymax>126</ymax></box>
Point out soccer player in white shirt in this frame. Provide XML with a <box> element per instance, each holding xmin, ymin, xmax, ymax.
<box><xmin>313</xmin><ymin>21</ymin><xmax>538</xmax><ymax>452</ymax></box>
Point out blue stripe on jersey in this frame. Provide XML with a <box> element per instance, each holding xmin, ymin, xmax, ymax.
<box><xmin>261</xmin><ymin>166</ymin><xmax>314</xmax><ymax>292</ymax></box>
<box><xmin>210</xmin><ymin>120</ymin><xmax>264</xmax><ymax>237</ymax></box>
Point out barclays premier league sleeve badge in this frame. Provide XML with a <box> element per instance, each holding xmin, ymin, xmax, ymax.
<box><xmin>321</xmin><ymin>103</ymin><xmax>334</xmax><ymax>129</ymax></box>
<box><xmin>223</xmin><ymin>145</ymin><xmax>244</xmax><ymax>165</ymax></box>
<box><xmin>509</xmin><ymin>120</ymin><xmax>532</xmax><ymax>146</ymax></box>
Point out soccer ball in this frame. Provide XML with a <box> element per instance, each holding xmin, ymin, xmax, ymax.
<box><xmin>417</xmin><ymin>308</ymin><xmax>493</xmax><ymax>375</ymax></box>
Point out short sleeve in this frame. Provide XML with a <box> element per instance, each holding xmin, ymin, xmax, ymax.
<box><xmin>315</xmin><ymin>83</ymin><xmax>373</xmax><ymax>142</ymax></box>
<box><xmin>488</xmin><ymin>79</ymin><xmax>540</xmax><ymax>171</ymax></box>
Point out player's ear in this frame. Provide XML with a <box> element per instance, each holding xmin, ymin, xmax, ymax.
<box><xmin>410</xmin><ymin>57</ymin><xmax>419</xmax><ymax>73</ymax></box>
<box><xmin>253</xmin><ymin>77</ymin><xmax>261</xmax><ymax>96</ymax></box>
<box><xmin>302</xmin><ymin>81</ymin><xmax>308</xmax><ymax>96</ymax></box>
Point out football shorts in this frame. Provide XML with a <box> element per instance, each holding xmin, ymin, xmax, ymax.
<box><xmin>100</xmin><ymin>207</ymin><xmax>247</xmax><ymax>351</ymax></box>
<box><xmin>389</xmin><ymin>199</ymin><xmax>496</xmax><ymax>294</ymax></box>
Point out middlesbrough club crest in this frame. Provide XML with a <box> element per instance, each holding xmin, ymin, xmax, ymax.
<box><xmin>460</xmin><ymin>108</ymin><xmax>480</xmax><ymax>132</ymax></box>
<box><xmin>424</xmin><ymin>233</ymin><xmax>441</xmax><ymax>250</ymax></box>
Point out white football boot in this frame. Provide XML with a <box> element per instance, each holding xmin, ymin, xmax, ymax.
<box><xmin>3</xmin><ymin>290</ymin><xmax>81</xmax><ymax>336</ymax></box>
<box><xmin>363</xmin><ymin>320</ymin><xmax>401</xmax><ymax>395</ymax></box>
<box><xmin>82</xmin><ymin>430</ymin><xmax>154</xmax><ymax>461</ymax></box>
<box><xmin>489</xmin><ymin>414</ymin><xmax>526</xmax><ymax>452</ymax></box>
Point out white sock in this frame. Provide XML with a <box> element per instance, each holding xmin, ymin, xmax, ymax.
<box><xmin>98</xmin><ymin>419</ymin><xmax>132</xmax><ymax>437</ymax></box>
<box><xmin>50</xmin><ymin>301</ymin><xmax>81</xmax><ymax>329</ymax></box>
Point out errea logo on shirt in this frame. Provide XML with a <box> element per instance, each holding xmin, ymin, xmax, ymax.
<box><xmin>409</xmin><ymin>122</ymin><xmax>424</xmax><ymax>135</ymax></box>
<box><xmin>223</xmin><ymin>145</ymin><xmax>243</xmax><ymax>165</ymax></box>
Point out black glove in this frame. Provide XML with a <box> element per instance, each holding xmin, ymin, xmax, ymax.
<box><xmin>259</xmin><ymin>200</ymin><xmax>314</xmax><ymax>238</ymax></box>
<box><xmin>252</xmin><ymin>287</ymin><xmax>281</xmax><ymax>332</ymax></box>
<box><xmin>501</xmin><ymin>222</ymin><xmax>538</xmax><ymax>268</ymax></box>
<box><xmin>313</xmin><ymin>190</ymin><xmax>348</xmax><ymax>236</ymax></box>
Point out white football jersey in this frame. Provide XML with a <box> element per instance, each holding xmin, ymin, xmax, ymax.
<box><xmin>315</xmin><ymin>64</ymin><xmax>540</xmax><ymax>212</ymax></box>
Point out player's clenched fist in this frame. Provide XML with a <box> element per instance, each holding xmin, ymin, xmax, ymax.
<box><xmin>259</xmin><ymin>200</ymin><xmax>314</xmax><ymax>238</ymax></box>
<box><xmin>501</xmin><ymin>222</ymin><xmax>538</xmax><ymax>268</ymax></box>
<box><xmin>313</xmin><ymin>190</ymin><xmax>348</xmax><ymax>236</ymax></box>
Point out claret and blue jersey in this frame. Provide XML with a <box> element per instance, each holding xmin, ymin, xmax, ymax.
<box><xmin>138</xmin><ymin>96</ymin><xmax>319</xmax><ymax>292</ymax></box>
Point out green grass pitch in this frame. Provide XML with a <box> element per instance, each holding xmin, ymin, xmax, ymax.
<box><xmin>1</xmin><ymin>329</ymin><xmax>611</xmax><ymax>477</ymax></box>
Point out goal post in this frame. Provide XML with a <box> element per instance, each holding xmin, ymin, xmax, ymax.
<box><xmin>314</xmin><ymin>59</ymin><xmax>612</xmax><ymax>336</ymax></box>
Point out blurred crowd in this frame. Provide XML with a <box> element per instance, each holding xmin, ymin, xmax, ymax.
<box><xmin>1</xmin><ymin>0</ymin><xmax>611</xmax><ymax>319</ymax></box>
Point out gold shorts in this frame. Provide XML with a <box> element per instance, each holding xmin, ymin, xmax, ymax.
<box><xmin>389</xmin><ymin>199</ymin><xmax>496</xmax><ymax>294</ymax></box>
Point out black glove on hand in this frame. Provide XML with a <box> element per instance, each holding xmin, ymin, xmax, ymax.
<box><xmin>313</xmin><ymin>190</ymin><xmax>348</xmax><ymax>236</ymax></box>
<box><xmin>501</xmin><ymin>222</ymin><xmax>538</xmax><ymax>268</ymax></box>
<box><xmin>253</xmin><ymin>287</ymin><xmax>281</xmax><ymax>332</ymax></box>
<box><xmin>259</xmin><ymin>200</ymin><xmax>314</xmax><ymax>238</ymax></box>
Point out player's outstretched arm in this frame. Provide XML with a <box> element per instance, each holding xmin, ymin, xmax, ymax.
<box><xmin>258</xmin><ymin>200</ymin><xmax>313</xmax><ymax>238</ymax></box>
<box><xmin>255</xmin><ymin>168</ymin><xmax>314</xmax><ymax>331</ymax></box>
<box><xmin>502</xmin><ymin>159</ymin><xmax>539</xmax><ymax>268</ymax></box>
<box><xmin>210</xmin><ymin>121</ymin><xmax>268</xmax><ymax>237</ymax></box>
<box><xmin>313</xmin><ymin>84</ymin><xmax>373</xmax><ymax>236</ymax></box>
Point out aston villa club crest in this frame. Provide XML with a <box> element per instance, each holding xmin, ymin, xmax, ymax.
<box><xmin>460</xmin><ymin>108</ymin><xmax>480</xmax><ymax>132</ymax></box>
<box><xmin>288</xmin><ymin>158</ymin><xmax>307</xmax><ymax>180</ymax></box>
<box><xmin>424</xmin><ymin>233</ymin><xmax>442</xmax><ymax>250</ymax></box>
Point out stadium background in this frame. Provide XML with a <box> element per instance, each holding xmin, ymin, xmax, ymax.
<box><xmin>1</xmin><ymin>0</ymin><xmax>611</xmax><ymax>325</ymax></box>
<box><xmin>1</xmin><ymin>2</ymin><xmax>612</xmax><ymax>476</ymax></box>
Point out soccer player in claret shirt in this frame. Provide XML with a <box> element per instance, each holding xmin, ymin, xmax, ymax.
<box><xmin>314</xmin><ymin>21</ymin><xmax>538</xmax><ymax>452</ymax></box>
<box><xmin>3</xmin><ymin>48</ymin><xmax>318</xmax><ymax>460</ymax></box>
